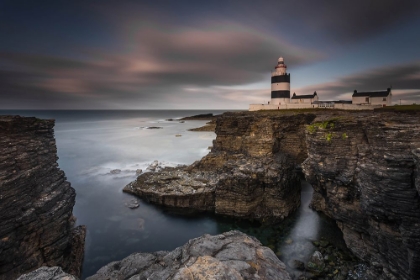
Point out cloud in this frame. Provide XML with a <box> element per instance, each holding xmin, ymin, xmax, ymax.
<box><xmin>0</xmin><ymin>18</ymin><xmax>322</xmax><ymax>109</ymax></box>
<box><xmin>293</xmin><ymin>62</ymin><xmax>420</xmax><ymax>103</ymax></box>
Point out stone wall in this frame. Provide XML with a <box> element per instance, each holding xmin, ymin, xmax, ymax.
<box><xmin>0</xmin><ymin>116</ymin><xmax>85</xmax><ymax>280</ymax></box>
<box><xmin>249</xmin><ymin>103</ymin><xmax>381</xmax><ymax>111</ymax></box>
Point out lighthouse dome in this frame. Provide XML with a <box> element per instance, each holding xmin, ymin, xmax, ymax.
<box><xmin>278</xmin><ymin>57</ymin><xmax>284</xmax><ymax>63</ymax></box>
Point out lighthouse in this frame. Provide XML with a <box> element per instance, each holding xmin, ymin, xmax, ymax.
<box><xmin>271</xmin><ymin>57</ymin><xmax>290</xmax><ymax>105</ymax></box>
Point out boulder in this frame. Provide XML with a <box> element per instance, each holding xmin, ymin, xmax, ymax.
<box><xmin>87</xmin><ymin>231</ymin><xmax>291</xmax><ymax>280</ymax></box>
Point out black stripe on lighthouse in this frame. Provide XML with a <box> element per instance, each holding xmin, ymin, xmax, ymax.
<box><xmin>271</xmin><ymin>90</ymin><xmax>290</xmax><ymax>98</ymax></box>
<box><xmin>271</xmin><ymin>75</ymin><xmax>290</xmax><ymax>83</ymax></box>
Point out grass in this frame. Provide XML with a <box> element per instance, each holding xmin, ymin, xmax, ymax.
<box><xmin>306</xmin><ymin>118</ymin><xmax>339</xmax><ymax>134</ymax></box>
<box><xmin>375</xmin><ymin>104</ymin><xmax>420</xmax><ymax>112</ymax></box>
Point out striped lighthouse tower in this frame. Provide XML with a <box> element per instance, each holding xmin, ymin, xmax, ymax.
<box><xmin>271</xmin><ymin>57</ymin><xmax>290</xmax><ymax>105</ymax></box>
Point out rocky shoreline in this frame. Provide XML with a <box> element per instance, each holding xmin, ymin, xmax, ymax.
<box><xmin>124</xmin><ymin>110</ymin><xmax>420</xmax><ymax>280</ymax></box>
<box><xmin>124</xmin><ymin>113</ymin><xmax>316</xmax><ymax>222</ymax></box>
<box><xmin>4</xmin><ymin>110</ymin><xmax>420</xmax><ymax>280</ymax></box>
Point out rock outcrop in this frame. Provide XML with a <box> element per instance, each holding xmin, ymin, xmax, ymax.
<box><xmin>124</xmin><ymin>112</ymin><xmax>315</xmax><ymax>222</ymax></box>
<box><xmin>16</xmin><ymin>266</ymin><xmax>78</xmax><ymax>280</ymax></box>
<box><xmin>125</xmin><ymin>110</ymin><xmax>420</xmax><ymax>279</ymax></box>
<box><xmin>0</xmin><ymin>116</ymin><xmax>86</xmax><ymax>280</ymax></box>
<box><xmin>302</xmin><ymin>113</ymin><xmax>420</xmax><ymax>280</ymax></box>
<box><xmin>87</xmin><ymin>230</ymin><xmax>291</xmax><ymax>280</ymax></box>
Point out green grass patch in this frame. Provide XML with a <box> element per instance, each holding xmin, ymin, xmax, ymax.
<box><xmin>325</xmin><ymin>132</ymin><xmax>334</xmax><ymax>142</ymax></box>
<box><xmin>306</xmin><ymin>118</ymin><xmax>339</xmax><ymax>134</ymax></box>
<box><xmin>374</xmin><ymin>104</ymin><xmax>420</xmax><ymax>112</ymax></box>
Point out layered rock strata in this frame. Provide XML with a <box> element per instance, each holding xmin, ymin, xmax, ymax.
<box><xmin>87</xmin><ymin>230</ymin><xmax>291</xmax><ymax>280</ymax></box>
<box><xmin>302</xmin><ymin>113</ymin><xmax>420</xmax><ymax>280</ymax></box>
<box><xmin>0</xmin><ymin>116</ymin><xmax>86</xmax><ymax>280</ymax></box>
<box><xmin>124</xmin><ymin>112</ymin><xmax>315</xmax><ymax>222</ymax></box>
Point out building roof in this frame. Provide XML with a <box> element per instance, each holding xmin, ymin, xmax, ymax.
<box><xmin>291</xmin><ymin>92</ymin><xmax>317</xmax><ymax>99</ymax></box>
<box><xmin>352</xmin><ymin>88</ymin><xmax>391</xmax><ymax>98</ymax></box>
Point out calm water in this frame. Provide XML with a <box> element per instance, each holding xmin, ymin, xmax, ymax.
<box><xmin>2</xmin><ymin>110</ymin><xmax>347</xmax><ymax>279</ymax></box>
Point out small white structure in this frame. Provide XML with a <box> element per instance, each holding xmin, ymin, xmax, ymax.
<box><xmin>270</xmin><ymin>57</ymin><xmax>290</xmax><ymax>105</ymax></box>
<box><xmin>352</xmin><ymin>88</ymin><xmax>392</xmax><ymax>106</ymax></box>
<box><xmin>291</xmin><ymin>92</ymin><xmax>319</xmax><ymax>104</ymax></box>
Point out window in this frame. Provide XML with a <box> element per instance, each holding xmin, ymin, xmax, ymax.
<box><xmin>383</xmin><ymin>98</ymin><xmax>386</xmax><ymax>101</ymax></box>
<box><xmin>365</xmin><ymin>97</ymin><xmax>369</xmax><ymax>102</ymax></box>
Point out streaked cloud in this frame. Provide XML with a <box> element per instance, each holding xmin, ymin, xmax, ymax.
<box><xmin>0</xmin><ymin>0</ymin><xmax>419</xmax><ymax>109</ymax></box>
<box><xmin>293</xmin><ymin>62</ymin><xmax>420</xmax><ymax>104</ymax></box>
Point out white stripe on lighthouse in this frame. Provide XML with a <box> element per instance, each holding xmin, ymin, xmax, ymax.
<box><xmin>271</xmin><ymin>83</ymin><xmax>290</xmax><ymax>91</ymax></box>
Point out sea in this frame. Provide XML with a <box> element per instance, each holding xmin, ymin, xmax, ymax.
<box><xmin>1</xmin><ymin>110</ymin><xmax>354</xmax><ymax>279</ymax></box>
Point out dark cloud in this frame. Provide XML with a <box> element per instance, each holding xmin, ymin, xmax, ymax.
<box><xmin>0</xmin><ymin>17</ymin><xmax>322</xmax><ymax>109</ymax></box>
<box><xmin>0</xmin><ymin>0</ymin><xmax>419</xmax><ymax>109</ymax></box>
<box><xmin>294</xmin><ymin>62</ymin><xmax>420</xmax><ymax>103</ymax></box>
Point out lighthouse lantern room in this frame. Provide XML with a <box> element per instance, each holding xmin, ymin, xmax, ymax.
<box><xmin>271</xmin><ymin>57</ymin><xmax>291</xmax><ymax>105</ymax></box>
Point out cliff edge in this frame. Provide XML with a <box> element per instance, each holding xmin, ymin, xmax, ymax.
<box><xmin>0</xmin><ymin>116</ymin><xmax>86</xmax><ymax>279</ymax></box>
<box><xmin>302</xmin><ymin>113</ymin><xmax>420</xmax><ymax>280</ymax></box>
<box><xmin>124</xmin><ymin>112</ymin><xmax>315</xmax><ymax>222</ymax></box>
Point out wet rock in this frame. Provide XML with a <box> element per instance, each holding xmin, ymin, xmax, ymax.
<box><xmin>125</xmin><ymin>199</ymin><xmax>140</xmax><ymax>209</ymax></box>
<box><xmin>87</xmin><ymin>230</ymin><xmax>291</xmax><ymax>280</ymax></box>
<box><xmin>188</xmin><ymin>119</ymin><xmax>217</xmax><ymax>132</ymax></box>
<box><xmin>110</xmin><ymin>169</ymin><xmax>121</xmax><ymax>174</ymax></box>
<box><xmin>145</xmin><ymin>126</ymin><xmax>162</xmax><ymax>129</ymax></box>
<box><xmin>290</xmin><ymin>259</ymin><xmax>305</xmax><ymax>271</ymax></box>
<box><xmin>180</xmin><ymin>113</ymin><xmax>214</xmax><ymax>120</ymax></box>
<box><xmin>175</xmin><ymin>134</ymin><xmax>182</xmax><ymax>137</ymax></box>
<box><xmin>0</xmin><ymin>116</ymin><xmax>86</xmax><ymax>279</ymax></box>
<box><xmin>306</xmin><ymin>251</ymin><xmax>325</xmax><ymax>273</ymax></box>
<box><xmin>135</xmin><ymin>169</ymin><xmax>142</xmax><ymax>175</ymax></box>
<box><xmin>146</xmin><ymin>160</ymin><xmax>159</xmax><ymax>172</ymax></box>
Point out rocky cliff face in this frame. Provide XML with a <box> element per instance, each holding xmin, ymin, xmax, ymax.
<box><xmin>87</xmin><ymin>230</ymin><xmax>291</xmax><ymax>280</ymax></box>
<box><xmin>125</xmin><ymin>110</ymin><xmax>420</xmax><ymax>279</ymax></box>
<box><xmin>0</xmin><ymin>116</ymin><xmax>86</xmax><ymax>280</ymax></box>
<box><xmin>302</xmin><ymin>113</ymin><xmax>420</xmax><ymax>280</ymax></box>
<box><xmin>124</xmin><ymin>112</ymin><xmax>315</xmax><ymax>222</ymax></box>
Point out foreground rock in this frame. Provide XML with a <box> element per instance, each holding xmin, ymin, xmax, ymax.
<box><xmin>0</xmin><ymin>116</ymin><xmax>86</xmax><ymax>279</ymax></box>
<box><xmin>87</xmin><ymin>230</ymin><xmax>291</xmax><ymax>280</ymax></box>
<box><xmin>303</xmin><ymin>113</ymin><xmax>420</xmax><ymax>280</ymax></box>
<box><xmin>124</xmin><ymin>113</ymin><xmax>315</xmax><ymax>222</ymax></box>
<box><xmin>17</xmin><ymin>266</ymin><xmax>78</xmax><ymax>280</ymax></box>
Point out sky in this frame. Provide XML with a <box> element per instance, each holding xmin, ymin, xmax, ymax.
<box><xmin>1</xmin><ymin>0</ymin><xmax>420</xmax><ymax>109</ymax></box>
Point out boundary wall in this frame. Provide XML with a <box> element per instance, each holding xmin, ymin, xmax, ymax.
<box><xmin>249</xmin><ymin>103</ymin><xmax>382</xmax><ymax>111</ymax></box>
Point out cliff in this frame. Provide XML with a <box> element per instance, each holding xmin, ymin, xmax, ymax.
<box><xmin>302</xmin><ymin>112</ymin><xmax>420</xmax><ymax>280</ymax></box>
<box><xmin>126</xmin><ymin>109</ymin><xmax>420</xmax><ymax>279</ymax></box>
<box><xmin>124</xmin><ymin>112</ymin><xmax>315</xmax><ymax>222</ymax></box>
<box><xmin>0</xmin><ymin>116</ymin><xmax>86</xmax><ymax>279</ymax></box>
<box><xmin>87</xmin><ymin>230</ymin><xmax>291</xmax><ymax>280</ymax></box>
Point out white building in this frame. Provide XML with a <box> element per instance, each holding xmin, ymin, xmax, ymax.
<box><xmin>290</xmin><ymin>92</ymin><xmax>319</xmax><ymax>104</ymax></box>
<box><xmin>352</xmin><ymin>88</ymin><xmax>392</xmax><ymax>106</ymax></box>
